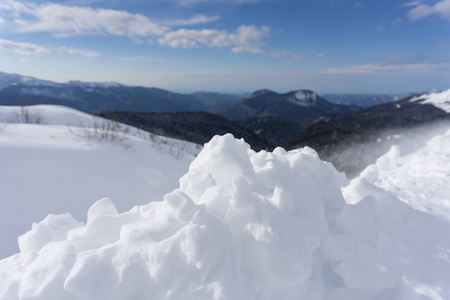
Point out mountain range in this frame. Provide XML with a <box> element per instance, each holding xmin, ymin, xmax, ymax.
<box><xmin>1</xmin><ymin>71</ymin><xmax>449</xmax><ymax>177</ymax></box>
<box><xmin>0</xmin><ymin>71</ymin><xmax>417</xmax><ymax>114</ymax></box>
<box><xmin>220</xmin><ymin>89</ymin><xmax>361</xmax><ymax>120</ymax></box>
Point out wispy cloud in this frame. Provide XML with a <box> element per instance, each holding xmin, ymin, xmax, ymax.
<box><xmin>0</xmin><ymin>38</ymin><xmax>50</xmax><ymax>55</ymax></box>
<box><xmin>158</xmin><ymin>25</ymin><xmax>270</xmax><ymax>54</ymax></box>
<box><xmin>0</xmin><ymin>0</ymin><xmax>270</xmax><ymax>54</ymax></box>
<box><xmin>58</xmin><ymin>46</ymin><xmax>100</xmax><ymax>57</ymax></box>
<box><xmin>172</xmin><ymin>0</ymin><xmax>270</xmax><ymax>6</ymax></box>
<box><xmin>400</xmin><ymin>1</ymin><xmax>423</xmax><ymax>8</ymax></box>
<box><xmin>406</xmin><ymin>0</ymin><xmax>450</xmax><ymax>20</ymax></box>
<box><xmin>321</xmin><ymin>63</ymin><xmax>446</xmax><ymax>75</ymax></box>
<box><xmin>122</xmin><ymin>55</ymin><xmax>168</xmax><ymax>62</ymax></box>
<box><xmin>163</xmin><ymin>15</ymin><xmax>220</xmax><ymax>26</ymax></box>
<box><xmin>315</xmin><ymin>53</ymin><xmax>324</xmax><ymax>58</ymax></box>
<box><xmin>1</xmin><ymin>0</ymin><xmax>167</xmax><ymax>37</ymax></box>
<box><xmin>392</xmin><ymin>18</ymin><xmax>403</xmax><ymax>25</ymax></box>
<box><xmin>375</xmin><ymin>25</ymin><xmax>386</xmax><ymax>32</ymax></box>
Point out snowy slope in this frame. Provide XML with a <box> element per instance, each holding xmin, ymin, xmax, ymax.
<box><xmin>344</xmin><ymin>124</ymin><xmax>450</xmax><ymax>221</ymax></box>
<box><xmin>410</xmin><ymin>89</ymin><xmax>450</xmax><ymax>113</ymax></box>
<box><xmin>1</xmin><ymin>132</ymin><xmax>450</xmax><ymax>299</ymax></box>
<box><xmin>0</xmin><ymin>105</ymin><xmax>200</xmax><ymax>258</ymax></box>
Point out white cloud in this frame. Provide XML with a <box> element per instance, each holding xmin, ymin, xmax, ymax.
<box><xmin>316</xmin><ymin>53</ymin><xmax>324</xmax><ymax>58</ymax></box>
<box><xmin>158</xmin><ymin>25</ymin><xmax>270</xmax><ymax>54</ymax></box>
<box><xmin>406</xmin><ymin>0</ymin><xmax>450</xmax><ymax>20</ymax></box>
<box><xmin>0</xmin><ymin>38</ymin><xmax>50</xmax><ymax>55</ymax></box>
<box><xmin>163</xmin><ymin>15</ymin><xmax>220</xmax><ymax>26</ymax></box>
<box><xmin>1</xmin><ymin>0</ymin><xmax>167</xmax><ymax>37</ymax></box>
<box><xmin>1</xmin><ymin>1</ymin><xmax>270</xmax><ymax>54</ymax></box>
<box><xmin>58</xmin><ymin>46</ymin><xmax>100</xmax><ymax>57</ymax></box>
<box><xmin>401</xmin><ymin>1</ymin><xmax>423</xmax><ymax>8</ymax></box>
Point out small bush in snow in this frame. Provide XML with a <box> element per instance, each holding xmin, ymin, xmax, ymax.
<box><xmin>69</xmin><ymin>115</ymin><xmax>131</xmax><ymax>147</ymax></box>
<box><xmin>11</xmin><ymin>105</ymin><xmax>44</xmax><ymax>124</ymax></box>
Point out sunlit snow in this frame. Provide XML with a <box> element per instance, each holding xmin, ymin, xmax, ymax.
<box><xmin>0</xmin><ymin>105</ymin><xmax>200</xmax><ymax>258</ymax></box>
<box><xmin>411</xmin><ymin>89</ymin><xmax>450</xmax><ymax>113</ymax></box>
<box><xmin>1</xmin><ymin>103</ymin><xmax>450</xmax><ymax>300</ymax></box>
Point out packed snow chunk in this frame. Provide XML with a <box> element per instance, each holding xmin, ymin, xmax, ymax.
<box><xmin>189</xmin><ymin>134</ymin><xmax>255</xmax><ymax>185</ymax></box>
<box><xmin>18</xmin><ymin>242</ymin><xmax>77</xmax><ymax>300</ymax></box>
<box><xmin>87</xmin><ymin>198</ymin><xmax>119</xmax><ymax>222</ymax></box>
<box><xmin>68</xmin><ymin>199</ymin><xmax>142</xmax><ymax>252</ymax></box>
<box><xmin>2</xmin><ymin>134</ymin><xmax>450</xmax><ymax>300</ymax></box>
<box><xmin>18</xmin><ymin>214</ymin><xmax>83</xmax><ymax>254</ymax></box>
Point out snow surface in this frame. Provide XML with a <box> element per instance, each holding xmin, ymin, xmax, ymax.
<box><xmin>0</xmin><ymin>105</ymin><xmax>200</xmax><ymax>258</ymax></box>
<box><xmin>344</xmin><ymin>127</ymin><xmax>450</xmax><ymax>222</ymax></box>
<box><xmin>1</xmin><ymin>131</ymin><xmax>450</xmax><ymax>299</ymax></box>
<box><xmin>410</xmin><ymin>89</ymin><xmax>450</xmax><ymax>113</ymax></box>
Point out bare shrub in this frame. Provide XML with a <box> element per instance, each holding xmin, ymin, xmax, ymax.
<box><xmin>9</xmin><ymin>105</ymin><xmax>44</xmax><ymax>124</ymax></box>
<box><xmin>68</xmin><ymin>115</ymin><xmax>131</xmax><ymax>148</ymax></box>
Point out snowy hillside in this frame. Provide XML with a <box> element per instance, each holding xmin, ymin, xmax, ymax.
<box><xmin>411</xmin><ymin>89</ymin><xmax>450</xmax><ymax>113</ymax></box>
<box><xmin>0</xmin><ymin>105</ymin><xmax>201</xmax><ymax>258</ymax></box>
<box><xmin>1</xmin><ymin>129</ymin><xmax>450</xmax><ymax>299</ymax></box>
<box><xmin>344</xmin><ymin>124</ymin><xmax>450</xmax><ymax>221</ymax></box>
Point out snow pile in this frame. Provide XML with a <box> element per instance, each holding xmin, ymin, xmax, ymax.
<box><xmin>0</xmin><ymin>105</ymin><xmax>200</xmax><ymax>258</ymax></box>
<box><xmin>1</xmin><ymin>134</ymin><xmax>450</xmax><ymax>300</ymax></box>
<box><xmin>410</xmin><ymin>89</ymin><xmax>450</xmax><ymax>112</ymax></box>
<box><xmin>344</xmin><ymin>127</ymin><xmax>450</xmax><ymax>221</ymax></box>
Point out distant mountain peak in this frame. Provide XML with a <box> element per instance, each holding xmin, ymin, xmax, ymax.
<box><xmin>67</xmin><ymin>80</ymin><xmax>127</xmax><ymax>89</ymax></box>
<box><xmin>247</xmin><ymin>89</ymin><xmax>277</xmax><ymax>98</ymax></box>
<box><xmin>428</xmin><ymin>88</ymin><xmax>441</xmax><ymax>94</ymax></box>
<box><xmin>288</xmin><ymin>89</ymin><xmax>319</xmax><ymax>107</ymax></box>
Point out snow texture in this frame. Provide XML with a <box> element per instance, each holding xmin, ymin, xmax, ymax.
<box><xmin>0</xmin><ymin>105</ymin><xmax>200</xmax><ymax>258</ymax></box>
<box><xmin>1</xmin><ymin>131</ymin><xmax>450</xmax><ymax>300</ymax></box>
<box><xmin>410</xmin><ymin>89</ymin><xmax>450</xmax><ymax>113</ymax></box>
<box><xmin>344</xmin><ymin>127</ymin><xmax>450</xmax><ymax>222</ymax></box>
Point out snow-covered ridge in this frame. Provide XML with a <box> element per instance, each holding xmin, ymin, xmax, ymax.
<box><xmin>0</xmin><ymin>71</ymin><xmax>129</xmax><ymax>92</ymax></box>
<box><xmin>410</xmin><ymin>89</ymin><xmax>450</xmax><ymax>113</ymax></box>
<box><xmin>0</xmin><ymin>72</ymin><xmax>58</xmax><ymax>91</ymax></box>
<box><xmin>1</xmin><ymin>133</ymin><xmax>450</xmax><ymax>299</ymax></box>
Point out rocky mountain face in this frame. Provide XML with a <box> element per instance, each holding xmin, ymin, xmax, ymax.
<box><xmin>221</xmin><ymin>89</ymin><xmax>361</xmax><ymax>120</ymax></box>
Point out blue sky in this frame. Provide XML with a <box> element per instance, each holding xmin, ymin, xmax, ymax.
<box><xmin>0</xmin><ymin>0</ymin><xmax>449</xmax><ymax>94</ymax></box>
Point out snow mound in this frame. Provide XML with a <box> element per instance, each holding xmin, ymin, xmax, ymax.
<box><xmin>410</xmin><ymin>89</ymin><xmax>450</xmax><ymax>113</ymax></box>
<box><xmin>1</xmin><ymin>134</ymin><xmax>450</xmax><ymax>300</ymax></box>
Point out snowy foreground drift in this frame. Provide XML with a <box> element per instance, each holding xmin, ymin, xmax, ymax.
<box><xmin>1</xmin><ymin>134</ymin><xmax>450</xmax><ymax>300</ymax></box>
<box><xmin>0</xmin><ymin>105</ymin><xmax>199</xmax><ymax>258</ymax></box>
